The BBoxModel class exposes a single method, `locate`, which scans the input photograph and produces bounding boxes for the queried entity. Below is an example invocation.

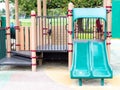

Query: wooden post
[68,2,74,70]
[103,0,107,8]
[102,0,107,40]
[25,27,29,50]
[106,0,112,60]
[5,0,11,58]
[31,11,37,72]
[15,0,20,51]
[37,0,43,66]
[43,0,47,16]
[30,26,32,50]
[37,0,42,16]
[20,26,24,50]
[43,0,47,48]
[37,0,42,47]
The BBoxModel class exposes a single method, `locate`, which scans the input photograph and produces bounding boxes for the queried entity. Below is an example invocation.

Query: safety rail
[36,16,68,51]
[11,26,32,51]
[74,18,106,40]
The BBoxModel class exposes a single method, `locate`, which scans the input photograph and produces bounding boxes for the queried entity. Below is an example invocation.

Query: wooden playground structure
[0,0,112,72]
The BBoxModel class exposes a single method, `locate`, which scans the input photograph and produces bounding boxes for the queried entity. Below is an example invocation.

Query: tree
[3,0,103,16]
[9,0,37,16]
[47,0,103,13]
[1,0,36,16]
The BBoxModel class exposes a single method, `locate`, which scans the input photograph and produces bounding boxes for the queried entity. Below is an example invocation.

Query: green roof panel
[72,8,107,21]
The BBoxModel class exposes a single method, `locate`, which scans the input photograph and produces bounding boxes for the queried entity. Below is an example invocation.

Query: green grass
[10,17,67,27]
[11,19,31,26]
[19,19,31,26]
[78,33,94,39]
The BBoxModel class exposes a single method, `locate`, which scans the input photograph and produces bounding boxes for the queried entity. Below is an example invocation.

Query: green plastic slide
[70,40,113,86]
[71,40,91,78]
[91,40,112,78]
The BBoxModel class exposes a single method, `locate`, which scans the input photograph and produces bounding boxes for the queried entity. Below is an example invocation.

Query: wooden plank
[5,0,11,57]
[15,0,20,51]
[40,17,43,49]
[52,26,67,45]
[36,19,39,49]
[68,3,74,70]
[37,0,41,16]
[30,26,32,50]
[37,0,42,50]
[43,0,46,16]
[20,26,24,50]
[106,0,112,60]
[31,10,37,72]
[25,27,29,50]
[28,27,31,50]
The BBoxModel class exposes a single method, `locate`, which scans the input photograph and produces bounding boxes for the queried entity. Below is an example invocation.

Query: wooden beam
[25,27,29,50]
[106,0,112,61]
[37,0,42,49]
[43,0,47,48]
[5,0,11,58]
[15,0,20,51]
[20,26,24,50]
[68,2,74,70]
[43,0,47,16]
[103,0,107,7]
[37,0,42,16]
[31,10,37,72]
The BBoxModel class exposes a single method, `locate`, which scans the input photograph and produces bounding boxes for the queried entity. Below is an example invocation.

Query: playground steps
[0,51,31,66]
[0,55,31,66]
[11,51,31,58]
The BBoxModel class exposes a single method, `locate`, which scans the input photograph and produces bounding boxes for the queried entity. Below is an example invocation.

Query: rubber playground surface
[0,39,120,90]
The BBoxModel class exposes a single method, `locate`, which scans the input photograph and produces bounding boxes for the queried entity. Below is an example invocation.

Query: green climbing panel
[0,16,6,59]
[112,0,120,38]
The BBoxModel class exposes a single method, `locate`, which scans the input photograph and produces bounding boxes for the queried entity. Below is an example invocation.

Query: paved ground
[0,39,120,90]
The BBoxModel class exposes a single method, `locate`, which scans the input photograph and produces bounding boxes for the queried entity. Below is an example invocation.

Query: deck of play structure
[1,0,120,86]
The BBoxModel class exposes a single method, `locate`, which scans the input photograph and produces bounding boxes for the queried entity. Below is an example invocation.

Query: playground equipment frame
[4,0,112,71]
[68,0,112,69]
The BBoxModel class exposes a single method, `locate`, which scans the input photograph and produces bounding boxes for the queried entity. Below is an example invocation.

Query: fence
[36,16,68,51]
[10,17,106,52]
[11,26,32,51]
[73,18,106,40]
[10,16,68,52]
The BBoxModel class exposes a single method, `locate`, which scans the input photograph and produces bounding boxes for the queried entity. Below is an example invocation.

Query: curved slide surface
[70,40,113,79]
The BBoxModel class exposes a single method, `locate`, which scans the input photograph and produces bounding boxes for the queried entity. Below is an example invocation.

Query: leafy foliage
[10,0,37,16]
[47,0,103,9]
[2,0,103,16]
[47,0,102,15]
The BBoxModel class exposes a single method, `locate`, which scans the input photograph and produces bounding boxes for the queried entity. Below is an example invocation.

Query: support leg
[39,58,43,66]
[79,79,82,86]
[101,78,104,86]
[39,53,43,66]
